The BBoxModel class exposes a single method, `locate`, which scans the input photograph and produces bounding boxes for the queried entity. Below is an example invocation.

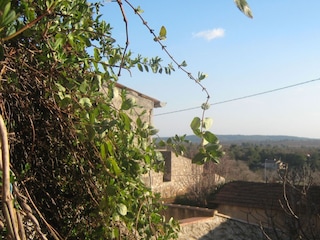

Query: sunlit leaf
[79,97,92,107]
[94,47,100,61]
[79,80,88,93]
[234,0,253,18]
[202,117,213,130]
[109,156,121,176]
[117,203,127,216]
[135,6,144,14]
[198,72,208,81]
[100,142,107,160]
[158,26,167,40]
[180,60,187,67]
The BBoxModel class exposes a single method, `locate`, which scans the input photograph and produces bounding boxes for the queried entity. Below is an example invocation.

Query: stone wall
[163,204,214,221]
[108,84,225,201]
[178,213,266,240]
[142,151,224,199]
[111,83,158,126]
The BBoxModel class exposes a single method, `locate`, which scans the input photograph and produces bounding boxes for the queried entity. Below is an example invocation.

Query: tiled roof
[208,181,320,212]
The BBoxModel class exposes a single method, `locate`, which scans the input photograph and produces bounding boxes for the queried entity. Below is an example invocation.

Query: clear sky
[101,1,320,139]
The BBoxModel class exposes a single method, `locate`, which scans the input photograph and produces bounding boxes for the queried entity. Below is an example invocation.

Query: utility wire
[154,77,320,116]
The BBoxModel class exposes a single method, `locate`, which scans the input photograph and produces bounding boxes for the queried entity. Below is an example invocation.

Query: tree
[0,0,252,239]
[261,160,320,240]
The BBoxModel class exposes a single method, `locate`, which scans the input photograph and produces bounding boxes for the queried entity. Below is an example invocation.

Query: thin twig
[282,169,299,219]
[21,184,63,240]
[116,0,130,77]
[122,0,211,136]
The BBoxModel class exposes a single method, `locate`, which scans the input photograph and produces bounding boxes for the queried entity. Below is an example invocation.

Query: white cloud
[193,28,225,41]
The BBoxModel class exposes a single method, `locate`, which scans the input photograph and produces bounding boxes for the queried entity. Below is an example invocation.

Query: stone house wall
[111,82,164,126]
[107,83,223,199]
[143,151,224,199]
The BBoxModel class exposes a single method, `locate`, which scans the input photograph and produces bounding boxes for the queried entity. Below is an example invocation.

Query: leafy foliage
[0,0,253,238]
[190,117,224,164]
[0,0,178,238]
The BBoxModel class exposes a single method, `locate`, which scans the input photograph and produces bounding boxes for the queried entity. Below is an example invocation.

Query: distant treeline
[226,143,320,170]
[169,141,320,171]
[157,135,320,171]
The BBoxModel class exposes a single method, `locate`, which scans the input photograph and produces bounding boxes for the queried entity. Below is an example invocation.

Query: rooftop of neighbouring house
[208,181,320,211]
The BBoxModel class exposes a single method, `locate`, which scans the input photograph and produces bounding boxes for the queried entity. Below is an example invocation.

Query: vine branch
[0,114,22,239]
[117,0,211,135]
[116,0,130,77]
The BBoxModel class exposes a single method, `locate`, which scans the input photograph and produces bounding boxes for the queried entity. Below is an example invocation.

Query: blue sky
[101,1,320,138]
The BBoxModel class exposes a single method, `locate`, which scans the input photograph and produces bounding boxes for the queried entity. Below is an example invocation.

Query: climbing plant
[0,0,252,239]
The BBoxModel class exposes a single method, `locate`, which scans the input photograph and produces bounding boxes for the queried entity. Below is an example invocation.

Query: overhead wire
[154,77,320,116]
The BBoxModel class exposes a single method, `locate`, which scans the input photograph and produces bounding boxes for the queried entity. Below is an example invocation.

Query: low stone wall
[163,204,214,221]
[178,213,266,240]
[142,151,224,199]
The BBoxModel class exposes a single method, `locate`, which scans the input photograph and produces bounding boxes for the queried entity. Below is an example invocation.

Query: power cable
[154,77,320,116]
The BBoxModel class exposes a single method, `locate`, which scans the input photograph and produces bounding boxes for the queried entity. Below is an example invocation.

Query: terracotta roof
[208,181,320,212]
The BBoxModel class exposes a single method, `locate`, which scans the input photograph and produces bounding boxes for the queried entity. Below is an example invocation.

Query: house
[111,83,224,199]
[112,82,166,125]
[208,181,320,238]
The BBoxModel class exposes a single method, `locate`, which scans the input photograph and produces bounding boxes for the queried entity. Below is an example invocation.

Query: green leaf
[94,47,100,61]
[55,83,66,92]
[203,131,218,144]
[149,128,159,136]
[111,228,120,239]
[100,142,107,160]
[158,26,167,40]
[192,152,207,164]
[144,155,151,165]
[180,60,187,67]
[137,63,143,72]
[198,72,208,81]
[108,156,121,176]
[117,203,127,216]
[190,117,201,136]
[53,37,64,50]
[121,98,133,110]
[234,0,253,18]
[206,144,222,155]
[3,2,11,17]
[79,80,88,93]
[120,112,131,131]
[135,6,144,14]
[106,140,114,156]
[79,97,92,107]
